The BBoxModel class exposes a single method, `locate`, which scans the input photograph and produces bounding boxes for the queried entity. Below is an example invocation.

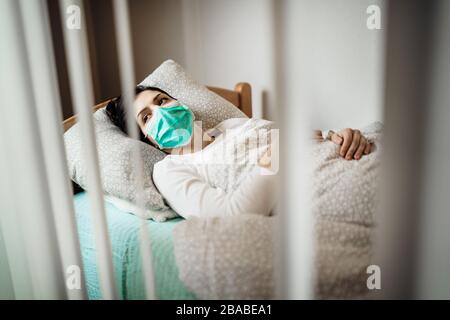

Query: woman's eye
[159,98,167,105]
[143,114,150,122]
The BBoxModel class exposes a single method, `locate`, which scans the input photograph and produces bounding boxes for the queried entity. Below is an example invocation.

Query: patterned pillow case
[64,108,176,221]
[139,59,247,130]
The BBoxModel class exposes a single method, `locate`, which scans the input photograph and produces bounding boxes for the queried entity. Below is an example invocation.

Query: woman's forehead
[134,90,160,114]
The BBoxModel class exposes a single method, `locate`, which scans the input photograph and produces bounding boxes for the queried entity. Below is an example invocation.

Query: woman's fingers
[354,136,367,160]
[331,133,343,145]
[339,129,353,156]
[345,130,361,160]
[337,128,372,160]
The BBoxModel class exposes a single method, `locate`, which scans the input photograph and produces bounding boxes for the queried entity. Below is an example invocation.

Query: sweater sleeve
[152,157,276,219]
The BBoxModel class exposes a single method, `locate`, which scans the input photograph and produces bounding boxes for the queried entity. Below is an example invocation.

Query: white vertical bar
[0,227,15,299]
[112,0,156,300]
[272,0,315,299]
[372,0,435,299]
[59,0,118,299]
[0,0,66,299]
[19,0,87,300]
[415,0,450,299]
[0,127,34,300]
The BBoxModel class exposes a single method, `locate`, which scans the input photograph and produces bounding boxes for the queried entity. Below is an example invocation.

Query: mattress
[73,191,196,299]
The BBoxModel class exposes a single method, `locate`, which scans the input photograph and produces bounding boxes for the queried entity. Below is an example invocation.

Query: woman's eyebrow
[136,105,150,120]
[136,93,162,120]
[152,93,162,105]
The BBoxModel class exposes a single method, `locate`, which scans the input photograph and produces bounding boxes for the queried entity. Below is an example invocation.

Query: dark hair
[105,85,174,143]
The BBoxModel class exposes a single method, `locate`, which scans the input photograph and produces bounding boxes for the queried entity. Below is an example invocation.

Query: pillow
[104,194,177,223]
[64,59,246,221]
[139,59,247,130]
[64,108,176,221]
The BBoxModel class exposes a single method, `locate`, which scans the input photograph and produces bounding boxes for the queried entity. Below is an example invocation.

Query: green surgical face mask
[146,105,194,149]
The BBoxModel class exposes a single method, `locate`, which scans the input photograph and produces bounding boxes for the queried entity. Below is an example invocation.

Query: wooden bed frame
[62,82,252,132]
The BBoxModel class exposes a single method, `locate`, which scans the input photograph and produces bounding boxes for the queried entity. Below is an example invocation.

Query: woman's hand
[330,128,372,160]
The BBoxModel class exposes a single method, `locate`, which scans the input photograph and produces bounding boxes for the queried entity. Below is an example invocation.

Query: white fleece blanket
[172,121,383,299]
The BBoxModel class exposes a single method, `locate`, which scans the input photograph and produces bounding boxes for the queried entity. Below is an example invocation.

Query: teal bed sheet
[73,191,196,300]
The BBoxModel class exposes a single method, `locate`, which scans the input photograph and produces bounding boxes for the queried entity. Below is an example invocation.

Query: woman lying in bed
[106,86,373,219]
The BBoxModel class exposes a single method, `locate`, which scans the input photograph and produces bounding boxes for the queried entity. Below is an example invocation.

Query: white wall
[129,0,187,82]
[286,0,386,130]
[181,0,276,120]
[181,0,385,129]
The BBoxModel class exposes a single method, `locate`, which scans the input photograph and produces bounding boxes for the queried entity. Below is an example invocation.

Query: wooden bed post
[235,82,252,118]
